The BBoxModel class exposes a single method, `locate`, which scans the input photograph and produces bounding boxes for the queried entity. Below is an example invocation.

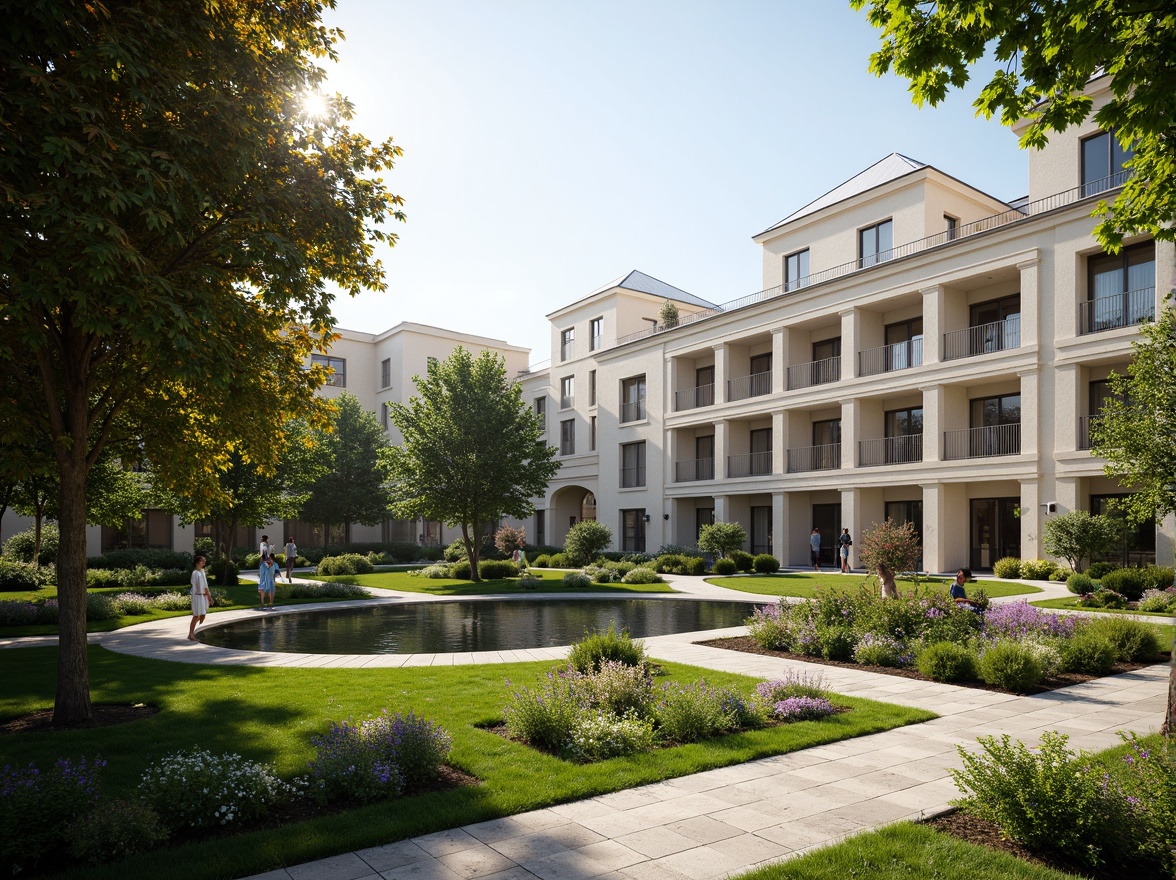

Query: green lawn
[704,572,1040,599]
[731,822,1084,880]
[0,582,372,638]
[1031,595,1176,619]
[320,568,675,595]
[0,645,934,880]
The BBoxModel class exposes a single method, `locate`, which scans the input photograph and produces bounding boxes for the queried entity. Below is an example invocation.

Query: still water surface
[199,598,759,654]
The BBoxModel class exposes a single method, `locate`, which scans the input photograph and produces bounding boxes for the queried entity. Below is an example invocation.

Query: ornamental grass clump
[651,680,746,743]
[139,749,293,830]
[566,623,646,672]
[1,756,105,875]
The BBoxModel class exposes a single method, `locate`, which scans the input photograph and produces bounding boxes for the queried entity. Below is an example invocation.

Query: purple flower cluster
[772,696,835,721]
[983,601,1080,640]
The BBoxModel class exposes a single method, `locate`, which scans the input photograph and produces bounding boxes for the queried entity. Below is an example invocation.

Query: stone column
[921,284,944,365]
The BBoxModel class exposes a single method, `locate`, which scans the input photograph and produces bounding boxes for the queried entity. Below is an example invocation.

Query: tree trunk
[33,511,42,568]
[222,515,240,584]
[1164,646,1175,738]
[462,522,481,582]
[53,452,92,725]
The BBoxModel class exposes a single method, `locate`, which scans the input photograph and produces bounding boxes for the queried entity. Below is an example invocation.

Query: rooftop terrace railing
[612,171,1129,349]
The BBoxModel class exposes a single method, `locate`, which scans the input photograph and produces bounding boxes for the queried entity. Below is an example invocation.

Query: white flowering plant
[138,749,295,831]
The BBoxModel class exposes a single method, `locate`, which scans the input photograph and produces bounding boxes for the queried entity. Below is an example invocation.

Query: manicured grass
[1031,595,1176,618]
[0,645,934,880]
[730,821,1084,880]
[705,572,1040,599]
[0,582,372,638]
[320,568,675,595]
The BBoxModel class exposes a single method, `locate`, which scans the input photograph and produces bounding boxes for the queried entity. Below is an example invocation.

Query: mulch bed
[696,636,1170,696]
[0,702,160,734]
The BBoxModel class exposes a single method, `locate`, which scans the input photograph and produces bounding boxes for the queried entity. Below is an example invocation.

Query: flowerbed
[744,588,1163,692]
[0,588,234,626]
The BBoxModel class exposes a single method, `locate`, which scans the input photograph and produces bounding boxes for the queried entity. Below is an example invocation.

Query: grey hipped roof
[760,153,929,234]
[590,269,719,309]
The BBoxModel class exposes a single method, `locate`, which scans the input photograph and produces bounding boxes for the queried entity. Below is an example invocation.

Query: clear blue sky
[321,1,1027,364]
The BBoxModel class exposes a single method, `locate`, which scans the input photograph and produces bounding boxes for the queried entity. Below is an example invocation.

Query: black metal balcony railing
[1079,287,1155,335]
[786,356,840,391]
[943,316,1021,361]
[727,370,772,402]
[1078,415,1097,451]
[675,457,716,482]
[786,443,841,473]
[727,451,772,478]
[674,384,715,411]
[944,424,1021,460]
[613,171,1131,349]
[858,434,923,467]
[620,466,645,488]
[858,338,922,377]
[620,399,646,423]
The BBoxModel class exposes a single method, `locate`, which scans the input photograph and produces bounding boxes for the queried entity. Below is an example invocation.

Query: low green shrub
[713,558,737,575]
[517,574,543,589]
[564,711,656,762]
[286,581,369,599]
[448,560,472,579]
[992,556,1022,578]
[652,554,707,575]
[410,563,452,579]
[651,680,744,743]
[1076,588,1128,609]
[85,592,117,621]
[1049,567,1073,582]
[0,599,47,626]
[1143,565,1175,591]
[1138,588,1176,612]
[1085,561,1118,580]
[2,523,59,566]
[752,554,780,574]
[1018,558,1059,580]
[530,554,551,567]
[916,641,977,682]
[87,548,193,571]
[1098,567,1148,601]
[978,640,1043,691]
[567,661,654,716]
[561,571,592,589]
[746,602,791,650]
[818,624,857,661]
[546,552,572,568]
[730,550,754,572]
[68,798,167,864]
[477,559,518,580]
[442,540,466,562]
[0,559,50,591]
[503,672,582,751]
[1066,572,1095,594]
[139,749,294,830]
[316,554,375,576]
[621,566,662,584]
[1059,629,1117,675]
[853,632,912,667]
[1084,616,1160,662]
[567,623,646,672]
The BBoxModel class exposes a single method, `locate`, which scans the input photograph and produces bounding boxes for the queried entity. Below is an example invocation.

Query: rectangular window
[589,416,597,451]
[560,376,574,409]
[945,215,958,240]
[560,419,575,456]
[534,396,546,429]
[588,370,596,407]
[621,441,646,487]
[695,365,715,407]
[813,337,841,362]
[749,427,772,475]
[884,406,922,463]
[311,354,346,387]
[858,219,893,268]
[101,508,174,552]
[560,327,575,362]
[1084,240,1156,333]
[380,401,388,430]
[784,248,809,292]
[589,317,603,351]
[380,358,391,389]
[1082,130,1133,195]
[620,375,646,423]
[1091,493,1155,567]
[884,318,923,370]
[621,509,646,553]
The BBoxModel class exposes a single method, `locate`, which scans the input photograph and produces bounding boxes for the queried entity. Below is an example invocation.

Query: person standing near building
[284,537,298,582]
[810,527,822,571]
[838,528,853,572]
[188,555,211,641]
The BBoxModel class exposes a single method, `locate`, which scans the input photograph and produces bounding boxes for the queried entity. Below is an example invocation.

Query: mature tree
[384,348,560,582]
[1091,301,1176,734]
[0,2,403,723]
[1042,510,1122,573]
[564,520,613,566]
[300,393,393,544]
[852,0,1176,251]
[697,521,748,560]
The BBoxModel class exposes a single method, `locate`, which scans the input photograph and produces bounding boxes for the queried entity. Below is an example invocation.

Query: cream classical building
[518,76,1175,572]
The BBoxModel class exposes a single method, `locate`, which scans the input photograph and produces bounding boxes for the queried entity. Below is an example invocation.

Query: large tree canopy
[851,0,1176,251]
[0,0,403,723]
[383,348,560,582]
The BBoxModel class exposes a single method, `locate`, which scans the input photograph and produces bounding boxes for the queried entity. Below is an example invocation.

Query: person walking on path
[188,555,211,640]
[810,527,822,571]
[257,553,280,609]
[283,537,298,582]
[877,561,899,599]
[838,528,853,572]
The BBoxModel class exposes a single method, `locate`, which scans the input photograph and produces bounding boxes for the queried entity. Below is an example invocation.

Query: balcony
[1079,288,1155,335]
[674,384,715,411]
[727,370,772,402]
[943,424,1021,460]
[727,451,772,478]
[786,443,841,473]
[675,457,715,482]
[1078,415,1100,451]
[620,399,646,423]
[858,434,923,467]
[786,356,840,391]
[944,316,1021,361]
[858,338,922,377]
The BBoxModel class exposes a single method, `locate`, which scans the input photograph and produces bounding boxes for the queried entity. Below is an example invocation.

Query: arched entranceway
[549,485,597,547]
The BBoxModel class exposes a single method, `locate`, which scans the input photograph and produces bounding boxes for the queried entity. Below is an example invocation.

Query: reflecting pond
[198,598,760,654]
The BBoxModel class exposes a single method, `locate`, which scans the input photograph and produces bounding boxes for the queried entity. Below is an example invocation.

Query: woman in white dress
[188,555,212,641]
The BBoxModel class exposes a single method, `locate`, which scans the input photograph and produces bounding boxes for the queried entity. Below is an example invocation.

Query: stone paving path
[1,572,1169,880]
